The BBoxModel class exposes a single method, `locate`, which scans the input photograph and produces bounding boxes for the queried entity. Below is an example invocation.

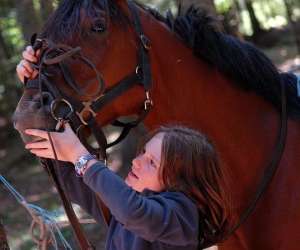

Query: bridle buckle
[144,91,153,110]
[76,101,97,126]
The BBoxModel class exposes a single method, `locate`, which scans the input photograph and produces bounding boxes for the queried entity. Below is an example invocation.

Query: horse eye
[92,21,106,33]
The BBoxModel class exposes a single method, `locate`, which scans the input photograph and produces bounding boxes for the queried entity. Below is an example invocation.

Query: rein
[224,77,288,238]
[25,1,152,249]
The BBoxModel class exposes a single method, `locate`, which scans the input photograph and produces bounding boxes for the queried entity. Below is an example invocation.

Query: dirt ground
[0,43,299,249]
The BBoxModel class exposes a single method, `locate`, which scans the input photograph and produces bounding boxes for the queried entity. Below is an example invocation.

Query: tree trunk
[282,0,300,55]
[39,0,54,21]
[244,0,263,37]
[177,0,217,16]
[245,0,262,37]
[0,26,13,60]
[15,0,41,43]
[0,220,9,250]
[222,0,243,38]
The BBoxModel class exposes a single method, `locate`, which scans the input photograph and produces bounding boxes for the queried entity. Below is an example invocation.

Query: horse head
[13,0,148,145]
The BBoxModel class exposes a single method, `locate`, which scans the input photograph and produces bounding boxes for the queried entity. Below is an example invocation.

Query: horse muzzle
[12,91,56,143]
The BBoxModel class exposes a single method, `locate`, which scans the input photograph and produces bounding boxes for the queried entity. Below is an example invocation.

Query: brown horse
[13,0,300,249]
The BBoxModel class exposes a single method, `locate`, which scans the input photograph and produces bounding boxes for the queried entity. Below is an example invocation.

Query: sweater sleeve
[54,163,105,224]
[83,162,199,246]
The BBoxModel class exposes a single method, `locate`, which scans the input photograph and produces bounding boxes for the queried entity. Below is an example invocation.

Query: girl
[19,48,233,250]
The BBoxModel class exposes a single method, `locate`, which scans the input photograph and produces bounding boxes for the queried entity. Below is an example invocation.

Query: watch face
[75,154,96,175]
[80,158,87,165]
[75,158,87,169]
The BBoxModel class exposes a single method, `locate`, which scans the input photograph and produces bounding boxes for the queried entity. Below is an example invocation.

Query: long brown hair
[140,125,233,248]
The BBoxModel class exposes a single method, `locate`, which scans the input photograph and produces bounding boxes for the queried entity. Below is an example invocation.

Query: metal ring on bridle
[140,34,151,50]
[50,98,74,121]
[135,66,142,76]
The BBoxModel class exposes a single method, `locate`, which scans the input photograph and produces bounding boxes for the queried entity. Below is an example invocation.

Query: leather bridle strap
[223,78,288,241]
[91,73,141,111]
[41,159,94,250]
[127,0,152,91]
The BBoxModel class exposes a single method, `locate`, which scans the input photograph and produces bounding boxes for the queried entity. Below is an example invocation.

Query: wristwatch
[74,153,97,176]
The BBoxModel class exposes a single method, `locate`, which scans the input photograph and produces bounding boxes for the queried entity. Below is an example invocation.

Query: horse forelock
[40,0,126,43]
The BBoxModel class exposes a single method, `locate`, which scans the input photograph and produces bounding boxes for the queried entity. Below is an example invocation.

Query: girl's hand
[16,46,40,83]
[25,123,89,164]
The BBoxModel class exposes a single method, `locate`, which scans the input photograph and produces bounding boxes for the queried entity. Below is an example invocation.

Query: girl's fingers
[16,65,31,81]
[20,59,34,73]
[31,70,39,79]
[16,62,31,75]
[30,149,53,159]
[25,129,49,139]
[25,46,40,58]
[25,140,49,150]
[16,46,40,83]
[25,46,35,55]
[22,49,37,63]
[16,60,38,83]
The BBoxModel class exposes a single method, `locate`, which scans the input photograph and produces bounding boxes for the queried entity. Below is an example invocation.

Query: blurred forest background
[0,0,299,249]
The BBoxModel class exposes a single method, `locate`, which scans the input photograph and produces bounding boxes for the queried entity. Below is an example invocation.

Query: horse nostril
[41,92,54,106]
[32,92,54,106]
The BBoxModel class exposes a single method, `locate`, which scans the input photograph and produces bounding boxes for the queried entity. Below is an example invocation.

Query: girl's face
[125,133,165,192]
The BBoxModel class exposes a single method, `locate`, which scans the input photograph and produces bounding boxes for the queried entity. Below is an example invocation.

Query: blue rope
[0,175,25,203]
[0,175,72,249]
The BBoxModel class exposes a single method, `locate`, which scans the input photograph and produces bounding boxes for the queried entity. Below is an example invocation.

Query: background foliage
[0,0,299,249]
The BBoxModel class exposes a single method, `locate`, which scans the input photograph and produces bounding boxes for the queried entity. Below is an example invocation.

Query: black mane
[40,0,125,42]
[42,0,300,119]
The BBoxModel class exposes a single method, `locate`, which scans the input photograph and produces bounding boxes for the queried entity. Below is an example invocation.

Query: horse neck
[141,11,280,209]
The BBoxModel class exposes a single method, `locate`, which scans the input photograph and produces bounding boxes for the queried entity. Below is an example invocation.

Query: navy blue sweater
[59,162,199,250]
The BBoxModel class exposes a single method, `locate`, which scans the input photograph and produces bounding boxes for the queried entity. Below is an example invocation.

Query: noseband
[24,1,152,249]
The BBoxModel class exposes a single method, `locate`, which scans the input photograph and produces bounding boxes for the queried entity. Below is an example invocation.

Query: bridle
[27,1,152,160]
[23,0,288,249]
[25,1,152,249]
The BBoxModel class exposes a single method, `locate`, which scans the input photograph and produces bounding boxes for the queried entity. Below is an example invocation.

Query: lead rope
[0,175,72,250]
